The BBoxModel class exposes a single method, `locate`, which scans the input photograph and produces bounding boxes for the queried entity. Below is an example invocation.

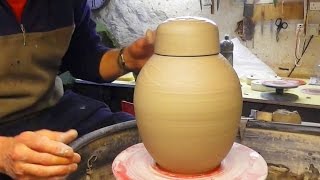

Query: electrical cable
[294,28,307,66]
[288,34,313,77]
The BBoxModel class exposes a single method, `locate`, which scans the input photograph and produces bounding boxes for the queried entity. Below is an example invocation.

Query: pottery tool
[243,2,254,18]
[273,0,277,7]
[243,17,255,41]
[261,7,265,35]
[199,0,202,11]
[243,1,255,48]
[203,0,215,14]
[282,0,285,15]
[211,0,214,14]
[112,143,268,180]
[275,18,288,42]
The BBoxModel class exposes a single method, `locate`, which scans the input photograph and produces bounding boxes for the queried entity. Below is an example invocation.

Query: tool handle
[211,0,214,14]
[281,22,288,29]
[275,18,282,26]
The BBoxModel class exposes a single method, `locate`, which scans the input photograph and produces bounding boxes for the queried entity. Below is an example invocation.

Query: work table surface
[240,79,320,109]
[75,76,320,110]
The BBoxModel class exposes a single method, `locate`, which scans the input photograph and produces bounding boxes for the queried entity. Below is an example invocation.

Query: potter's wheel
[261,80,300,102]
[112,143,268,180]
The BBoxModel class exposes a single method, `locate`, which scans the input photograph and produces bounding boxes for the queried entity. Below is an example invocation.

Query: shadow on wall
[96,22,120,48]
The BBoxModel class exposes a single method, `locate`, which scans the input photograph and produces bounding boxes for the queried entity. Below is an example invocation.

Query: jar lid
[155,17,220,57]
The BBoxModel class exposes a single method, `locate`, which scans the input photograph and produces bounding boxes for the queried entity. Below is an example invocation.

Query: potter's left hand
[122,29,155,73]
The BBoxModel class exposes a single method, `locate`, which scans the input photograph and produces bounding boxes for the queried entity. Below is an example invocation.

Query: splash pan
[112,143,268,180]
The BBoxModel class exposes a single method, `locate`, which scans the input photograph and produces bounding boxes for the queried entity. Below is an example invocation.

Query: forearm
[99,48,129,81]
[99,30,155,81]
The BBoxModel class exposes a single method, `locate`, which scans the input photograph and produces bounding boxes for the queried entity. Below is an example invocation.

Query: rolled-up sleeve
[61,0,109,82]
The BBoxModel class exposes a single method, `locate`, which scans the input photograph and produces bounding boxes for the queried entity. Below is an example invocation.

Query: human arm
[0,130,80,179]
[60,0,155,82]
[99,29,155,80]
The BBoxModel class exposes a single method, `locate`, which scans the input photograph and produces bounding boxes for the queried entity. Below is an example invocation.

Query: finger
[130,30,155,51]
[16,132,75,157]
[16,162,78,177]
[35,129,78,144]
[15,145,80,165]
[145,29,156,45]
[128,38,154,59]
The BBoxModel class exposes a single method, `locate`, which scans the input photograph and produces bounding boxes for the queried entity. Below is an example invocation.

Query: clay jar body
[134,17,242,174]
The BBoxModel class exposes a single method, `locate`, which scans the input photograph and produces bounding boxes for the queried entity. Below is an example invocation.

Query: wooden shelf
[253,2,304,22]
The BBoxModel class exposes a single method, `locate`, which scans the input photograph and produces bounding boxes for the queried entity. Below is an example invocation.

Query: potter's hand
[122,29,155,73]
[0,129,80,180]
[99,29,155,80]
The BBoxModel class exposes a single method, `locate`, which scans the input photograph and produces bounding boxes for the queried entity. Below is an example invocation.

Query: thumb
[35,129,78,144]
[145,29,156,45]
[127,29,155,57]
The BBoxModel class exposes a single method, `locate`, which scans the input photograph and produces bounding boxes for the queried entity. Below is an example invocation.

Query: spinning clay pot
[134,17,243,174]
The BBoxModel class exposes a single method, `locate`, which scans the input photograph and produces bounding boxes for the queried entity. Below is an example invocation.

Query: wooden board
[253,2,304,22]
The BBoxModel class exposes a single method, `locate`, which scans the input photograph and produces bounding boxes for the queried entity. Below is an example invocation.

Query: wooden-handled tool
[211,0,214,14]
[203,0,215,14]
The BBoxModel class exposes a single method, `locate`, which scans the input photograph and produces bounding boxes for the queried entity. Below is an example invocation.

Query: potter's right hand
[0,129,81,180]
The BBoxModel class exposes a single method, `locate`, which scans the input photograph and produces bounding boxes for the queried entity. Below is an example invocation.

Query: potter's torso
[0,0,76,122]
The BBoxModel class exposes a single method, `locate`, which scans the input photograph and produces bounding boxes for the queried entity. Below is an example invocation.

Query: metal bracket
[86,154,98,180]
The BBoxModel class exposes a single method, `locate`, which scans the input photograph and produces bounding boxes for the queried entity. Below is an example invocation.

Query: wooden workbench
[104,75,320,110]
[74,76,320,122]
